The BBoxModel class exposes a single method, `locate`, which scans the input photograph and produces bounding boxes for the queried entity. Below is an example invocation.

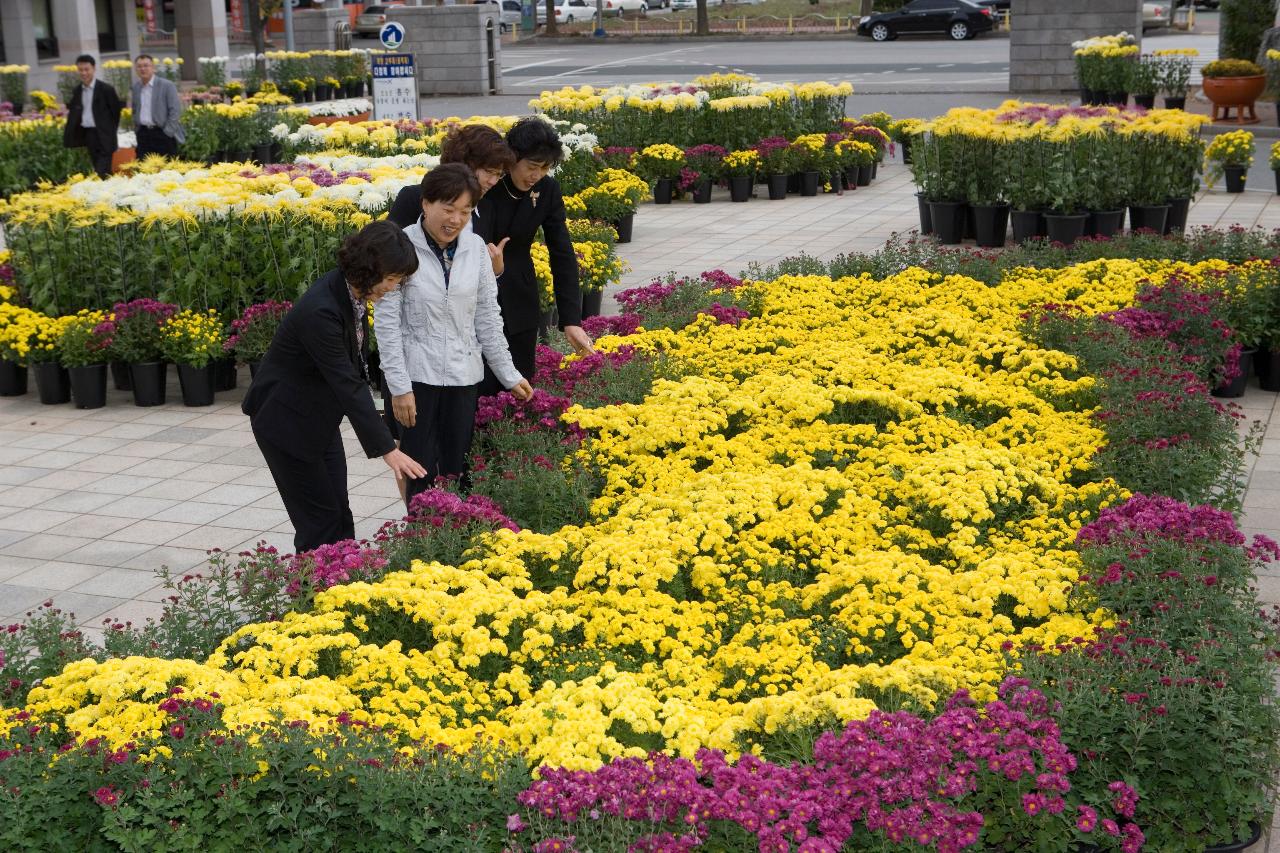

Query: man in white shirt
[131,54,185,160]
[61,54,122,178]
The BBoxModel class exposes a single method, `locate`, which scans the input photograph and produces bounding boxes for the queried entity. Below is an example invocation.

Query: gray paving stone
[10,560,110,591]
[0,508,83,533]
[71,567,166,599]
[105,520,198,546]
[149,501,236,525]
[130,546,209,575]
[0,534,96,561]
[0,584,61,619]
[58,539,155,568]
[80,474,166,496]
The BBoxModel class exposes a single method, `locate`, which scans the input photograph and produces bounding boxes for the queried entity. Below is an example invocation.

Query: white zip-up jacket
[376,219,523,397]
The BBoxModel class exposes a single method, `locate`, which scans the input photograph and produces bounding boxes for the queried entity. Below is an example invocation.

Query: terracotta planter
[306,111,371,126]
[1202,75,1265,124]
[111,146,136,173]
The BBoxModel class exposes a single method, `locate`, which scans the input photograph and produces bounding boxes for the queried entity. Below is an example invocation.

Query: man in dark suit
[242,221,426,552]
[61,54,123,178]
[130,54,185,160]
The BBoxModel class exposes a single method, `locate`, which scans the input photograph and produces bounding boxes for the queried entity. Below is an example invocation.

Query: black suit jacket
[62,81,123,153]
[477,176,582,334]
[242,271,395,461]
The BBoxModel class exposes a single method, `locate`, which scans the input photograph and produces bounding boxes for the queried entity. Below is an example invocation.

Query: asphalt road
[501,39,1012,93]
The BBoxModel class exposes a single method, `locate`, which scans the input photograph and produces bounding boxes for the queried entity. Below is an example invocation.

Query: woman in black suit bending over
[242,221,427,553]
[478,117,593,389]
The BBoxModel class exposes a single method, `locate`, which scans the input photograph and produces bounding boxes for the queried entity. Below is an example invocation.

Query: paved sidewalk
[2,160,1279,643]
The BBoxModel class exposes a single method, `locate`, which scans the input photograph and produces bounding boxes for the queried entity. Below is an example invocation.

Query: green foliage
[0,118,91,198]
[748,227,1280,287]
[1219,0,1277,61]
[7,208,354,317]
[0,701,531,852]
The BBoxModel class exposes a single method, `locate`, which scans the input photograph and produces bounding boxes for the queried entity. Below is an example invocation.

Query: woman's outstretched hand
[509,379,533,401]
[383,448,427,480]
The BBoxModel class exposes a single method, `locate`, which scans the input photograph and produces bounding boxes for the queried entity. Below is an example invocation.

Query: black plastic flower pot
[1044,212,1087,246]
[1212,349,1255,399]
[786,173,801,194]
[855,165,872,187]
[214,356,238,391]
[32,361,70,404]
[928,201,967,245]
[1010,209,1045,243]
[128,361,168,407]
[1163,95,1186,110]
[971,203,1010,248]
[1204,820,1263,853]
[110,360,132,391]
[1256,346,1280,391]
[692,180,712,204]
[1275,170,1280,194]
[177,363,216,407]
[68,363,108,410]
[729,175,752,202]
[870,162,878,180]
[1132,93,1156,109]
[1088,209,1125,238]
[611,213,634,243]
[1128,204,1169,233]
[915,193,933,235]
[0,359,27,396]
[253,142,273,165]
[1223,165,1247,193]
[580,290,603,319]
[841,169,856,191]
[1107,91,1128,107]
[767,174,788,200]
[652,177,673,204]
[800,171,820,196]
[901,139,912,164]
[1164,197,1190,233]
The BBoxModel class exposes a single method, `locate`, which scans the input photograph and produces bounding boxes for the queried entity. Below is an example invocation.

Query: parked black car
[856,0,996,41]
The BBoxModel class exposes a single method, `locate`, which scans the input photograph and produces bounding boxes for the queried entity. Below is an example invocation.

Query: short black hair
[441,124,515,174]
[505,117,564,167]
[75,55,96,67]
[337,220,419,297]
[135,54,155,64]
[420,163,481,207]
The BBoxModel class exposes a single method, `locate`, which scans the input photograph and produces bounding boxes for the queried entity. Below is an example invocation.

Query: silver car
[354,4,401,37]
[475,0,523,31]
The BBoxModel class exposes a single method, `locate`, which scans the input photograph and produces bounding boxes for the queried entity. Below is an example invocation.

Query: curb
[521,29,1010,43]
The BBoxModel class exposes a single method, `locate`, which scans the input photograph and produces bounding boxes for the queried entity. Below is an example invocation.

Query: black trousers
[84,134,113,178]
[254,426,354,553]
[136,125,178,160]
[479,326,539,396]
[398,382,479,504]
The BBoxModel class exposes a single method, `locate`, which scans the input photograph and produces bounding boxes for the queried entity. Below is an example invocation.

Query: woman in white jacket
[375,163,533,504]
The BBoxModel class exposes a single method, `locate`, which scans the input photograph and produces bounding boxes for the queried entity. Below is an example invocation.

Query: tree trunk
[246,0,267,78]
[696,0,709,35]
[545,0,559,34]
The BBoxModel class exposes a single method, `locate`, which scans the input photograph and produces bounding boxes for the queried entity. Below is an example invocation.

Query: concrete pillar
[292,8,351,52]
[1009,0,1143,94]
[111,0,142,59]
[0,1,38,68]
[175,0,230,81]
[389,5,502,97]
[50,0,100,61]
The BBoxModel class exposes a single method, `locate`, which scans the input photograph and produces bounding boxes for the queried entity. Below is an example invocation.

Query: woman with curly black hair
[243,220,427,552]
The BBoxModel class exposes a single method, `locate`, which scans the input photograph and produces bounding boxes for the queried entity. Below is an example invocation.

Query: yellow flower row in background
[16,257,1248,771]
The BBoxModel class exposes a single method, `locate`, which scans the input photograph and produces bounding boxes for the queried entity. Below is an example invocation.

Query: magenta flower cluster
[580,313,643,338]
[1078,493,1280,562]
[994,103,1144,125]
[238,162,372,187]
[224,299,291,354]
[515,678,1142,853]
[397,488,520,533]
[288,539,388,595]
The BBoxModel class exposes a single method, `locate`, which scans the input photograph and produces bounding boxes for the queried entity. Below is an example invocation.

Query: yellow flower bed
[20,257,1245,771]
